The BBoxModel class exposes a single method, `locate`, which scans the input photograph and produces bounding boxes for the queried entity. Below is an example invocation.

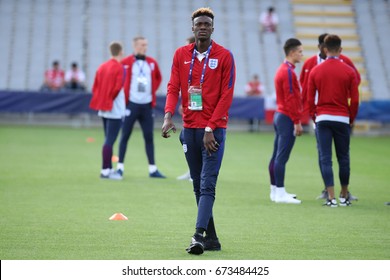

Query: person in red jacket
[162,7,236,255]
[268,38,303,204]
[308,34,359,207]
[245,74,265,132]
[300,34,360,123]
[300,33,360,107]
[300,33,360,201]
[90,42,128,180]
[40,60,65,92]
[116,36,165,179]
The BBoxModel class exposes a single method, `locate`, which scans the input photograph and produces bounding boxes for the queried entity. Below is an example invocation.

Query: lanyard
[187,42,212,89]
[136,60,146,77]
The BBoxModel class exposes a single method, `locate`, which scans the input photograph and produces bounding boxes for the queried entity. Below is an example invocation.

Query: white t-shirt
[129,60,152,104]
[98,89,126,119]
[259,12,279,32]
[65,69,86,82]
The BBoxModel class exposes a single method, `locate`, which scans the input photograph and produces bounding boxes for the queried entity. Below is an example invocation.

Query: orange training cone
[112,155,119,162]
[109,213,128,221]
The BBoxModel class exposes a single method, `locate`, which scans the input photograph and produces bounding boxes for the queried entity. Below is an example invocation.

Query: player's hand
[203,132,219,156]
[161,117,176,138]
[294,123,303,137]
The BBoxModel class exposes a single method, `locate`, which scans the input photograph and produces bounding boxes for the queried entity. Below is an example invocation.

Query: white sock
[101,168,111,176]
[275,187,286,197]
[270,185,277,201]
[149,165,157,173]
[117,163,124,171]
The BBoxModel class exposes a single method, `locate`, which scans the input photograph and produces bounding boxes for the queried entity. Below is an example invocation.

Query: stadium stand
[355,0,390,100]
[0,0,282,96]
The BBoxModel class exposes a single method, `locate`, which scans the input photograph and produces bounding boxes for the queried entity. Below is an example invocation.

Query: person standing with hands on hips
[116,36,165,179]
[162,7,236,255]
[268,38,303,204]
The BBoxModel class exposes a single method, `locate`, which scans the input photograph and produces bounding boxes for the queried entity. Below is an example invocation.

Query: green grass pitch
[0,125,389,260]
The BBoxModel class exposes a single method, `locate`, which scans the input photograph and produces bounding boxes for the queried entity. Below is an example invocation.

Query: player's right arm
[162,49,181,138]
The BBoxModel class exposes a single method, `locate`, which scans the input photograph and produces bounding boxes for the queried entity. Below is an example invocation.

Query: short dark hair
[192,7,214,22]
[71,62,78,68]
[109,41,123,56]
[324,34,342,52]
[283,38,302,56]
[318,33,329,45]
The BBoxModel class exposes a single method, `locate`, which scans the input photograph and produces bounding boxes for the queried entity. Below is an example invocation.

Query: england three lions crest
[208,59,218,69]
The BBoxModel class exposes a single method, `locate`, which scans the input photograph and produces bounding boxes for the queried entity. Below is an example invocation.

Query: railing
[0,91,265,119]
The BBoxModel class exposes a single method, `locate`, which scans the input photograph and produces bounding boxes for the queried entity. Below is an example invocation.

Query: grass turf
[0,125,389,260]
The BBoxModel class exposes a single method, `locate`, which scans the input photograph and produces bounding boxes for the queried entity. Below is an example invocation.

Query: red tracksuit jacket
[300,53,361,119]
[90,59,129,111]
[121,55,162,108]
[307,57,359,124]
[165,41,236,130]
[274,61,302,124]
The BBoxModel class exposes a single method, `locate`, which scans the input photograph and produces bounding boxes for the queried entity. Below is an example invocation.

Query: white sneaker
[270,185,297,202]
[100,171,123,180]
[177,171,191,181]
[274,187,301,204]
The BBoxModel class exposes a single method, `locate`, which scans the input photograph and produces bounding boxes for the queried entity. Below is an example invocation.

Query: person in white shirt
[65,62,86,91]
[259,6,279,33]
[116,36,166,179]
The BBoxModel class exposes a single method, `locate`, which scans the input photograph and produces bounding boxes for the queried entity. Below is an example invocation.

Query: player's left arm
[342,55,361,86]
[112,66,124,99]
[307,71,317,122]
[207,51,236,130]
[349,72,360,125]
[284,70,302,125]
[153,58,163,90]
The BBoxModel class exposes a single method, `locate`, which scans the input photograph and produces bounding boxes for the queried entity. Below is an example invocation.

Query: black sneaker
[339,197,352,206]
[149,170,166,178]
[116,169,123,177]
[186,233,204,255]
[323,198,338,207]
[204,236,221,251]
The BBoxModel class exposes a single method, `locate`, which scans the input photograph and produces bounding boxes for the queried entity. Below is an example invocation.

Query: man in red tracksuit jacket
[308,34,359,207]
[162,7,236,255]
[268,38,304,205]
[90,42,129,180]
[116,36,165,179]
[300,33,360,201]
